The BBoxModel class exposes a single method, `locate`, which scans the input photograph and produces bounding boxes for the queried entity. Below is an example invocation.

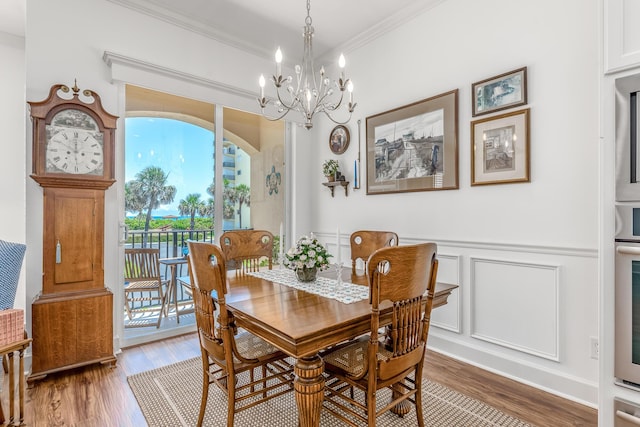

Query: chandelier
[257,0,356,130]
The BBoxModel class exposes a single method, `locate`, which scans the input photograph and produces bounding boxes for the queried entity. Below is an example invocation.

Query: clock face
[45,109,104,175]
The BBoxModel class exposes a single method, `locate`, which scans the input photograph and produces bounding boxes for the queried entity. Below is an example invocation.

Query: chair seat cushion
[235,330,283,360]
[125,279,168,291]
[323,336,392,378]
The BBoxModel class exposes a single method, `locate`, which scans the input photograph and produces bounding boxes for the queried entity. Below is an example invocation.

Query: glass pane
[122,85,286,342]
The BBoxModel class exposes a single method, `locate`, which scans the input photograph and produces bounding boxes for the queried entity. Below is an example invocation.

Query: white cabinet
[605,0,640,73]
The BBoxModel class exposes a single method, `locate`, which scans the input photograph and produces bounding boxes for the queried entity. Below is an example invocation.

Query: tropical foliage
[125,166,177,231]
[228,183,251,228]
[178,193,206,230]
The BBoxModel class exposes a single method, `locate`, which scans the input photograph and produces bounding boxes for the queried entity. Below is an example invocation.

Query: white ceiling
[1,0,445,62]
[109,0,445,63]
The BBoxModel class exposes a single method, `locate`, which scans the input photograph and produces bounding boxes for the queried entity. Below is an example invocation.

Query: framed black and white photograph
[472,67,527,117]
[471,108,530,186]
[366,90,458,195]
[329,125,350,155]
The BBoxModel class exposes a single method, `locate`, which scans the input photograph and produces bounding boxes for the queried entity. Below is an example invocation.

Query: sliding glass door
[121,85,285,346]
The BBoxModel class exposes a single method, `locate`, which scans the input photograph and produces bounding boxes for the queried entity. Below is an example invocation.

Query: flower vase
[296,267,318,282]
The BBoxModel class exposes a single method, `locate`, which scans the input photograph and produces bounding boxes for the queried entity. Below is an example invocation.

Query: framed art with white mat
[471,108,530,186]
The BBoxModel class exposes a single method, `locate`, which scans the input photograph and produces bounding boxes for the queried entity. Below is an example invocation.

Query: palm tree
[201,197,214,222]
[124,181,145,218]
[227,184,251,229]
[131,166,177,232]
[178,193,205,230]
[207,179,235,222]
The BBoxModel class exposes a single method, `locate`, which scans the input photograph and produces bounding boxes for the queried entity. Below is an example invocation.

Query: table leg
[390,387,412,416]
[294,355,324,427]
[8,351,14,426]
[384,325,412,417]
[169,265,180,323]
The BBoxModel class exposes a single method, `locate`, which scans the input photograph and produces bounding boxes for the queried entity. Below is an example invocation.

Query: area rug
[128,357,534,427]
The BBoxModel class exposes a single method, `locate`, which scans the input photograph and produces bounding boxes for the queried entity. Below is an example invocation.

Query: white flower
[285,233,333,272]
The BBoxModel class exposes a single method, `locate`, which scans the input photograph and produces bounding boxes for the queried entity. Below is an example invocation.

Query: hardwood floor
[18,332,596,426]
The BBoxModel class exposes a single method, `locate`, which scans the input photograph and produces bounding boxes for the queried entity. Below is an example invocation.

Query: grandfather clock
[28,82,117,381]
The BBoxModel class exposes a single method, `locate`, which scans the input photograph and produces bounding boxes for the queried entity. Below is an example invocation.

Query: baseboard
[428,333,598,408]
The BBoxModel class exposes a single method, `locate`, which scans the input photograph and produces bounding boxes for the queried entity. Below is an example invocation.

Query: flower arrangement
[284,233,332,272]
[322,159,340,178]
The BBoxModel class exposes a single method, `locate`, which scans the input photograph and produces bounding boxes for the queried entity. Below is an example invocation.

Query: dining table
[222,265,458,427]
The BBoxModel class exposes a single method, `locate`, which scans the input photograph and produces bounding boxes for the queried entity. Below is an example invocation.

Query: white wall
[0,31,26,311]
[23,0,599,406]
[309,0,599,405]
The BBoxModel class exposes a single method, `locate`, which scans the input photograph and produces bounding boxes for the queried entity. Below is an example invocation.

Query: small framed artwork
[329,125,350,155]
[471,108,530,186]
[472,67,527,117]
[366,89,459,195]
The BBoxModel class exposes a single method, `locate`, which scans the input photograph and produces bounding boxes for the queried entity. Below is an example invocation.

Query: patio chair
[219,230,274,275]
[123,248,168,328]
[350,230,399,274]
[322,243,438,427]
[186,241,293,427]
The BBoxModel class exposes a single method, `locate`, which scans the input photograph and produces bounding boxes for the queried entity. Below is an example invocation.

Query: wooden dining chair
[186,241,293,427]
[322,242,438,427]
[123,248,169,328]
[219,230,274,275]
[350,230,399,274]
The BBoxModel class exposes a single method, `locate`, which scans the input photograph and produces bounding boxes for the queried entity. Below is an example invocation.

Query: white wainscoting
[470,257,560,361]
[318,231,598,405]
[431,253,461,334]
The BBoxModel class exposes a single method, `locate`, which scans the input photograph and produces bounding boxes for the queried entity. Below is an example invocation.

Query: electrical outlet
[590,336,599,360]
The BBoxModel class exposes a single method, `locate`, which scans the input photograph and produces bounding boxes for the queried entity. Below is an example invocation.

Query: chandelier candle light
[257,0,356,129]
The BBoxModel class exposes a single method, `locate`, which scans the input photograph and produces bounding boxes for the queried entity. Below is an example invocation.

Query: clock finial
[71,79,80,95]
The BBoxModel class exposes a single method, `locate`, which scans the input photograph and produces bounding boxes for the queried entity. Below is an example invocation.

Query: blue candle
[354,160,358,187]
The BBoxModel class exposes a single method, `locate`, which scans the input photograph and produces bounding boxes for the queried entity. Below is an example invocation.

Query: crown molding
[106,0,273,60]
[322,0,446,62]
[107,0,447,65]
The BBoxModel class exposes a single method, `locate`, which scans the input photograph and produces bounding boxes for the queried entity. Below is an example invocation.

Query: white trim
[314,231,597,258]
[103,51,256,100]
[469,257,561,362]
[431,253,462,334]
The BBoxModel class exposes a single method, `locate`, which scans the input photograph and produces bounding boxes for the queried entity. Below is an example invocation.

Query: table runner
[247,269,369,304]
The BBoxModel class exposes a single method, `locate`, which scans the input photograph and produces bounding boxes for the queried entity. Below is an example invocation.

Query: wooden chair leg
[197,356,210,427]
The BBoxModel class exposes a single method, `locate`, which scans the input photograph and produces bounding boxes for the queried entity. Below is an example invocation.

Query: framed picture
[472,67,527,117]
[471,108,530,186]
[329,125,350,154]
[366,90,458,195]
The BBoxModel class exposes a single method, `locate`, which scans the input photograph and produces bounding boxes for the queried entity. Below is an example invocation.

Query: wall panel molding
[470,257,560,361]
[431,253,462,333]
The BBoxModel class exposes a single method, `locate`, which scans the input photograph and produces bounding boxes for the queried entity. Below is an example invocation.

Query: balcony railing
[125,228,215,258]
[124,228,215,322]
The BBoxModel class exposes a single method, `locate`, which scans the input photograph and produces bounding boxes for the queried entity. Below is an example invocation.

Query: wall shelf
[322,181,349,197]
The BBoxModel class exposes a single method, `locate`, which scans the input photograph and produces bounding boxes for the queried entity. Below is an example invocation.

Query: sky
[125,117,214,217]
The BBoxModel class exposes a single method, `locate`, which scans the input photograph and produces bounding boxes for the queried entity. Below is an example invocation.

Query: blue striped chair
[0,240,26,310]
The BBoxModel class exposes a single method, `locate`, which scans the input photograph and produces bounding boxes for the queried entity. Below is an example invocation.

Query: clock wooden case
[28,83,117,382]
